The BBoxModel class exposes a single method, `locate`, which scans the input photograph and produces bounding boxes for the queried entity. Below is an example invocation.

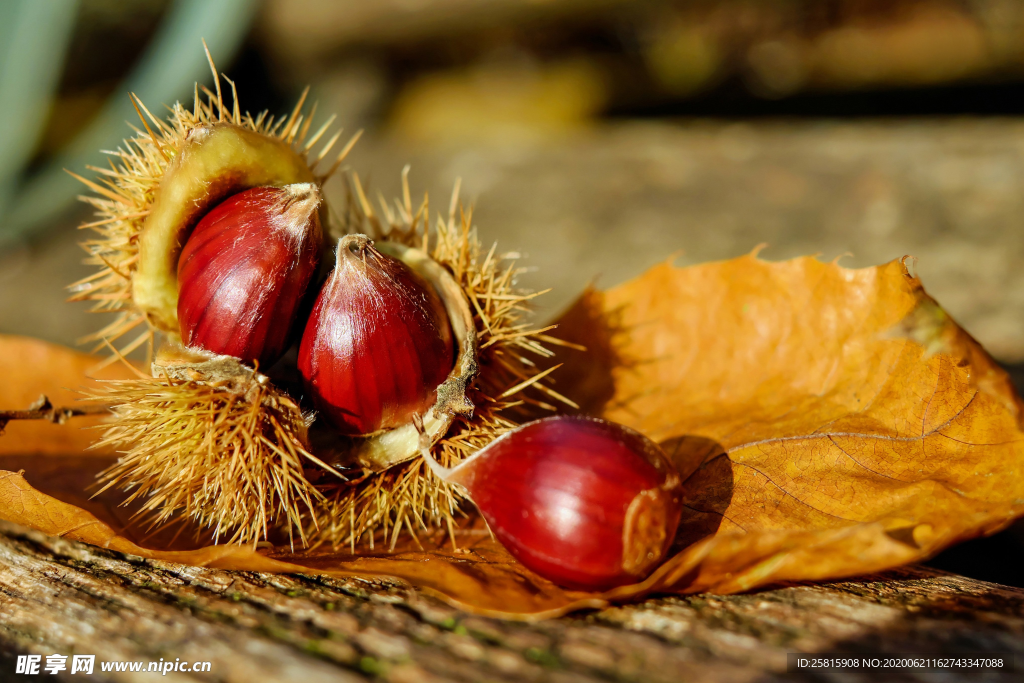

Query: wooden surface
[0,519,1021,682]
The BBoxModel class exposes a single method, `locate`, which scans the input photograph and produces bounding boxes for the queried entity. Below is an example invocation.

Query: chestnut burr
[421,416,683,591]
[298,234,456,436]
[176,184,322,367]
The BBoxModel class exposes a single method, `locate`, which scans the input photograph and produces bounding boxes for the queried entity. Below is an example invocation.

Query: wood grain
[1,520,1021,682]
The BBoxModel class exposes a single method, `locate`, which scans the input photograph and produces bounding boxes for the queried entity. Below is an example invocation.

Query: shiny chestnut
[421,416,683,591]
[177,183,322,367]
[298,234,455,435]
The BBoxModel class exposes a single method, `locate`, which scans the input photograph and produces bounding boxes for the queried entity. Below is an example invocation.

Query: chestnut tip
[338,233,373,253]
[277,181,321,211]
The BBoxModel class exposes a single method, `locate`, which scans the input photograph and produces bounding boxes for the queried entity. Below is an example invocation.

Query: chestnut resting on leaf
[420,416,684,591]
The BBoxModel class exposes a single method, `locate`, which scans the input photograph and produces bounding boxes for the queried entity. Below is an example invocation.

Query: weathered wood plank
[1,520,1021,682]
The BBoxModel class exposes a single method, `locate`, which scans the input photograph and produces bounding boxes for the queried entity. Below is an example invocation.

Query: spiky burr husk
[89,363,325,547]
[311,172,580,551]
[71,48,577,550]
[70,49,356,545]
[68,47,357,361]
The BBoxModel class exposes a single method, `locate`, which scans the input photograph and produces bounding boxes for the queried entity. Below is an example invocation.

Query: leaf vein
[733,461,859,524]
[728,391,978,453]
[827,435,902,482]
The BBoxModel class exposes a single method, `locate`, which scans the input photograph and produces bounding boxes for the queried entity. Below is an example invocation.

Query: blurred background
[0,0,1022,583]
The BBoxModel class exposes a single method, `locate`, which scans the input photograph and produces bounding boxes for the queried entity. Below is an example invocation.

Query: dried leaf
[2,253,1023,619]
[551,254,1024,595]
[0,335,138,456]
[0,463,597,618]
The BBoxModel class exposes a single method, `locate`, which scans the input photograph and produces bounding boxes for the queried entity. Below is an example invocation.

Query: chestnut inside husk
[304,235,480,472]
[177,184,323,368]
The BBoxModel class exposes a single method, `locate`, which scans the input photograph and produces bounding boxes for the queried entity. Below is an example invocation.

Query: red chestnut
[421,416,683,591]
[298,234,455,435]
[177,183,322,367]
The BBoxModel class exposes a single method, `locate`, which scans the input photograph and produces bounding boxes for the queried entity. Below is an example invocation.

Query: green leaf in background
[0,0,79,237]
[0,0,259,251]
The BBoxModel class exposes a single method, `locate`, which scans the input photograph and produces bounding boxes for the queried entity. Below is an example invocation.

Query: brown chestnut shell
[301,235,479,472]
[298,235,455,435]
[421,415,683,591]
[177,184,322,368]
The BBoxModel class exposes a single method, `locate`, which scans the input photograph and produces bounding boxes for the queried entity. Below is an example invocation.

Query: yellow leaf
[551,255,1024,594]
[0,335,139,456]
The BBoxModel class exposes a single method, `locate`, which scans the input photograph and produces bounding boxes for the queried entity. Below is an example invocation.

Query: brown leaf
[0,335,139,456]
[552,254,1024,595]
[0,461,599,618]
[1,253,1023,619]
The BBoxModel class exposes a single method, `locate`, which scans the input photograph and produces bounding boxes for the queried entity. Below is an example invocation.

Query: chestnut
[299,234,456,436]
[176,184,323,367]
[134,123,323,334]
[420,415,683,591]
